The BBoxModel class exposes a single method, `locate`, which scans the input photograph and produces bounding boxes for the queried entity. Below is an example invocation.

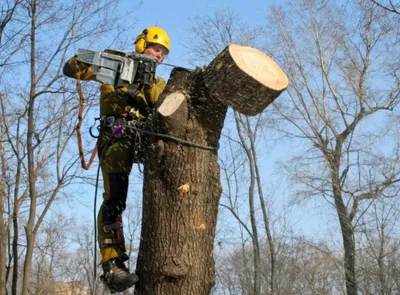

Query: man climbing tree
[64,24,288,293]
[63,26,171,293]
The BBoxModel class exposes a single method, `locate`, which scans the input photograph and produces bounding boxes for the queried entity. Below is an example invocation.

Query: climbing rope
[75,72,97,170]
[121,123,219,151]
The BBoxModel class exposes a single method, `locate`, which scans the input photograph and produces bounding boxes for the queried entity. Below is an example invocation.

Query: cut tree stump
[136,68,227,295]
[135,44,288,295]
[203,44,288,116]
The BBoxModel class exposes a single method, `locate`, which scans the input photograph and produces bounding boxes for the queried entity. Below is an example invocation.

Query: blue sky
[121,0,278,78]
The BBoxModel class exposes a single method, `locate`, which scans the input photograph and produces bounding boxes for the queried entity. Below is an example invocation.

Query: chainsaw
[75,48,157,89]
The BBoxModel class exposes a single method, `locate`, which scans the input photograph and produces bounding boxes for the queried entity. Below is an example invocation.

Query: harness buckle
[100,116,116,128]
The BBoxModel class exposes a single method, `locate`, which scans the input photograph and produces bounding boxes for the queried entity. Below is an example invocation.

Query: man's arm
[63,56,96,81]
[143,77,166,104]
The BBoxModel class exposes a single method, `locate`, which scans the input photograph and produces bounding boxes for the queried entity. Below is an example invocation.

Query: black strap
[99,238,125,248]
[103,222,123,233]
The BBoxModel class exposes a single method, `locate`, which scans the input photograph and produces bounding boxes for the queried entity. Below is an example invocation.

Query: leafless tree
[72,223,107,295]
[356,200,400,294]
[267,1,400,294]
[0,0,27,71]
[187,9,261,65]
[213,235,347,295]
[369,0,400,14]
[124,192,143,273]
[30,214,75,294]
[0,0,137,294]
[0,1,27,293]
[0,93,10,295]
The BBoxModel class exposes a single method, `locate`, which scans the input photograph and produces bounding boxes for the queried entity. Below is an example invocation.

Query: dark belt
[99,238,125,248]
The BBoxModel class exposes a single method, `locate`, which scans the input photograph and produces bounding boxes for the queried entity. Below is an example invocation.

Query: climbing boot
[100,258,139,293]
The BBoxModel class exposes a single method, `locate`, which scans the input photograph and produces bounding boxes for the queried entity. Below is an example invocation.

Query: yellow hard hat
[135,26,170,54]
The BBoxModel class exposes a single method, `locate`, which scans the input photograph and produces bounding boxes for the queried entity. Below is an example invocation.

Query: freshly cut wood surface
[158,92,186,117]
[229,45,288,90]
[203,44,288,116]
[156,91,188,138]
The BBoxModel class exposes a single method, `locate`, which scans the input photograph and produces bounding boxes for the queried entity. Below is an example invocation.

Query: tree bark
[136,68,227,295]
[136,44,287,295]
[0,111,7,295]
[203,44,288,116]
[23,1,37,294]
[233,112,261,295]
[330,155,357,295]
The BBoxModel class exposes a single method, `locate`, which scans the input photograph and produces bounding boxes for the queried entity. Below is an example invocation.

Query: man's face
[143,43,168,63]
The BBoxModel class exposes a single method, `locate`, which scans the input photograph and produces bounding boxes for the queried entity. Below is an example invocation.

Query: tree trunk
[135,68,227,295]
[330,157,357,295]
[136,44,287,295]
[23,1,37,294]
[0,122,6,295]
[11,201,18,295]
[233,112,261,295]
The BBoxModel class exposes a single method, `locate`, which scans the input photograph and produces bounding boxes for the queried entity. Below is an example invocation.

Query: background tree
[0,0,137,293]
[369,0,400,14]
[0,94,10,295]
[266,1,400,294]
[0,1,26,293]
[356,200,400,294]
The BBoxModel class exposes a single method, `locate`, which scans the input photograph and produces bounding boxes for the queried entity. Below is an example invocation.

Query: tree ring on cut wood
[230,45,288,90]
[203,44,289,116]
